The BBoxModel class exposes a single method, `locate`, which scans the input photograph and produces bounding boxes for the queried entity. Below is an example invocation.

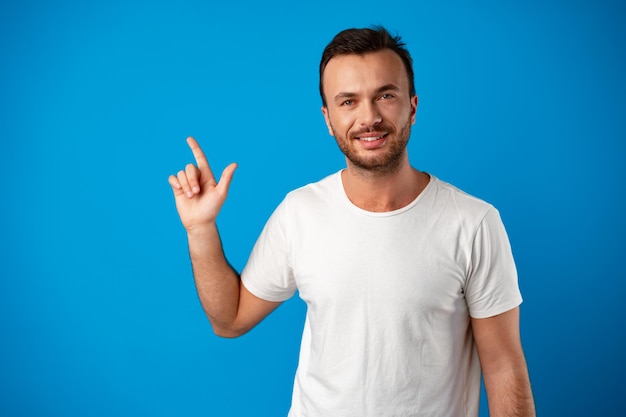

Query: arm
[471,307,536,417]
[168,137,281,338]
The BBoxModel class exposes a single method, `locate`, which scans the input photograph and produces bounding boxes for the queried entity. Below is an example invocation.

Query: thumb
[216,162,238,194]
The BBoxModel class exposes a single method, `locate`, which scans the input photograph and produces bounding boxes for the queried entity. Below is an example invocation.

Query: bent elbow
[210,321,249,338]
[213,327,244,338]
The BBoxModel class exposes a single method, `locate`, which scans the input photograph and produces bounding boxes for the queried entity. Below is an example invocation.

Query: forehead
[322,49,409,97]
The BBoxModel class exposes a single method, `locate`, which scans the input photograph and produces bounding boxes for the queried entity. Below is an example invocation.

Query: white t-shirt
[241,171,522,417]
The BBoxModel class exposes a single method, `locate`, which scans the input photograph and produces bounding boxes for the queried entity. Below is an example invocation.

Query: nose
[358,101,382,127]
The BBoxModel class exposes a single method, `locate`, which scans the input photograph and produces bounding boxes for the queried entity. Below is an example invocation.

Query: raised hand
[168,137,237,232]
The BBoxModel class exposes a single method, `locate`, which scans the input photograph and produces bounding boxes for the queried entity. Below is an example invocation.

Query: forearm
[484,366,536,417]
[187,224,242,336]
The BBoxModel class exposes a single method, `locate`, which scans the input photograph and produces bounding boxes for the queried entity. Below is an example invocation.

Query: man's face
[321,49,418,174]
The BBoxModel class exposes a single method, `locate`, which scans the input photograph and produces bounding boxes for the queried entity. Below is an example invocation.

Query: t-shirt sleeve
[240,199,297,302]
[465,207,523,319]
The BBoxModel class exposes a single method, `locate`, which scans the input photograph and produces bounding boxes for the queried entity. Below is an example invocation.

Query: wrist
[185,222,217,239]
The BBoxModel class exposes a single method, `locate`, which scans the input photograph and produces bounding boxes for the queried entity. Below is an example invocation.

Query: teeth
[360,136,383,141]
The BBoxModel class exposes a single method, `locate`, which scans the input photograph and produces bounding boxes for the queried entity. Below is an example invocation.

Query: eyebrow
[332,84,402,103]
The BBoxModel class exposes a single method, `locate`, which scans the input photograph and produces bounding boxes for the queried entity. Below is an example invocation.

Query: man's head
[319,26,415,107]
[319,26,418,175]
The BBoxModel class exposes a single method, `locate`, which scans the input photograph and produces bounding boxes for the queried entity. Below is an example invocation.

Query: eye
[380,93,395,100]
[341,99,354,106]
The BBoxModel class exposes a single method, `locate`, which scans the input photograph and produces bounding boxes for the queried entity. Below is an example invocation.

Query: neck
[341,157,429,212]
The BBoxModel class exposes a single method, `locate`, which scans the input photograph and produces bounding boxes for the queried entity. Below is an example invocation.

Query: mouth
[353,132,389,149]
[355,132,389,141]
[358,134,387,142]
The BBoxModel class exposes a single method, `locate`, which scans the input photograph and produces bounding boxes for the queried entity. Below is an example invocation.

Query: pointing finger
[186,136,214,180]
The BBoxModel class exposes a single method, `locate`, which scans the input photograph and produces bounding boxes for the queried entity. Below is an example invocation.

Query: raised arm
[471,307,536,417]
[168,137,281,337]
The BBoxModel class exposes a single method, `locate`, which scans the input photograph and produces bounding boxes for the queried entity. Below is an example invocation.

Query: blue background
[1,0,624,415]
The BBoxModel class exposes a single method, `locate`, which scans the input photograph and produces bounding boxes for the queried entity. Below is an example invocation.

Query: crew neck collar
[335,170,434,217]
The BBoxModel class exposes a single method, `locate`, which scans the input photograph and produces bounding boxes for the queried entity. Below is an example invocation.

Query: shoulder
[283,170,342,207]
[430,176,494,211]
[426,176,498,224]
[265,171,342,227]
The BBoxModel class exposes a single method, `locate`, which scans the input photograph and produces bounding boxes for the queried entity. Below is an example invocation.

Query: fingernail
[192,186,200,193]
[186,191,193,198]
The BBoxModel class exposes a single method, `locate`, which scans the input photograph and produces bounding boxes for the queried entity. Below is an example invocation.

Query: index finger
[186,136,214,179]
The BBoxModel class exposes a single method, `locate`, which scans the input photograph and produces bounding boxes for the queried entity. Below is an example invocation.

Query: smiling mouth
[356,133,388,141]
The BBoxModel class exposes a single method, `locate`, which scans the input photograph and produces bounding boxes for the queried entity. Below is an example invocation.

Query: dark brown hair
[319,26,416,106]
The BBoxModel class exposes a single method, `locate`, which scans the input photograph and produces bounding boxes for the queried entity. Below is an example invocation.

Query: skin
[320,49,429,211]
[167,137,279,337]
[472,308,536,416]
[169,48,535,416]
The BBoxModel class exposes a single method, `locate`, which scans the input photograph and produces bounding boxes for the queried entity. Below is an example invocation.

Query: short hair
[319,26,416,106]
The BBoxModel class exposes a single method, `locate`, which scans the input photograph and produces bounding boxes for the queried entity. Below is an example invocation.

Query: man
[168,27,535,417]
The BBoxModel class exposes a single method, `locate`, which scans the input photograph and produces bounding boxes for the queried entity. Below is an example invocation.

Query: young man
[169,27,535,417]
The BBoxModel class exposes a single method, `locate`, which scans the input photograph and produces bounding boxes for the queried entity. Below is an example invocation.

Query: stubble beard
[334,116,413,176]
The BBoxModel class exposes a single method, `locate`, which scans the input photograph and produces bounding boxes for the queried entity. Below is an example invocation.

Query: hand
[168,137,237,232]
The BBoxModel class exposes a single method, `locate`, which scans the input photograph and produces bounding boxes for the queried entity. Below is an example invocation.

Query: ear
[321,106,335,136]
[410,95,418,125]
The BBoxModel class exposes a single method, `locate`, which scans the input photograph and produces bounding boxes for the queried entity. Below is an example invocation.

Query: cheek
[384,106,412,127]
[329,113,355,137]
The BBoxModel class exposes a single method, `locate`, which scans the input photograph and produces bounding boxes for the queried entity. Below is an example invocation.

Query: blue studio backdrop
[1,0,624,416]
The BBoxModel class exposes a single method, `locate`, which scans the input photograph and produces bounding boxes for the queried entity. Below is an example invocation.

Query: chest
[290,211,471,318]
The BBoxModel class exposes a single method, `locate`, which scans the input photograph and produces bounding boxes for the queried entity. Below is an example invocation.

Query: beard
[332,116,413,175]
